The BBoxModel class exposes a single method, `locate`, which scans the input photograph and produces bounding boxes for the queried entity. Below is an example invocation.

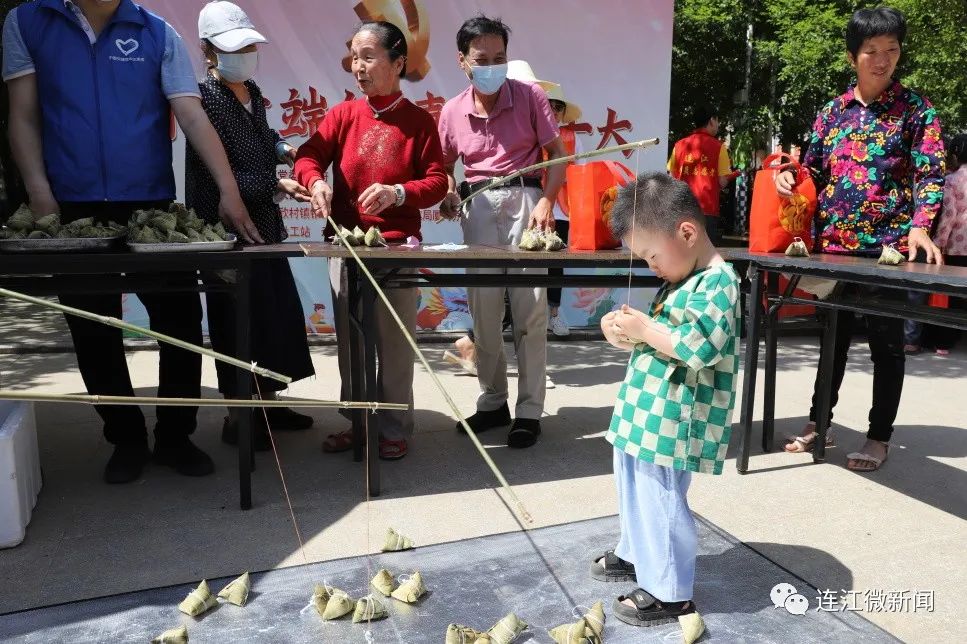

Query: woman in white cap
[186,1,315,450]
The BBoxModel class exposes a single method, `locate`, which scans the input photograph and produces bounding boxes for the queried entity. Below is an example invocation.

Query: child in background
[594,172,741,626]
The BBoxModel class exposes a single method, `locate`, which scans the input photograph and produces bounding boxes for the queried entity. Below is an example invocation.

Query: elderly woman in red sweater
[294,20,447,460]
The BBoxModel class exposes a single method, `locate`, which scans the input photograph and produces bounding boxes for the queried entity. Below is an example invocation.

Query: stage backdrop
[129,0,673,335]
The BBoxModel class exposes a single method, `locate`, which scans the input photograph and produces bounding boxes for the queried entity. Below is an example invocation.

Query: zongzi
[7,204,35,232]
[26,230,51,240]
[364,226,386,247]
[543,229,565,251]
[679,611,706,644]
[217,572,250,607]
[34,213,61,234]
[311,584,331,616]
[878,245,905,265]
[548,617,588,644]
[446,623,492,644]
[390,571,426,603]
[784,237,809,257]
[371,569,397,596]
[488,612,528,644]
[151,625,189,644]
[178,580,218,617]
[582,601,605,641]
[381,527,414,552]
[321,587,354,620]
[518,228,544,251]
[352,226,367,245]
[351,594,388,623]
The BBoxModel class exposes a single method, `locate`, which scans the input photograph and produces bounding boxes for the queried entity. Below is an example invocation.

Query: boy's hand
[602,309,639,350]
[613,305,648,345]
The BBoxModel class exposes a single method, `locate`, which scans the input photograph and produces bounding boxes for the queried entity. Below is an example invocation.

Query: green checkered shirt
[606,263,740,475]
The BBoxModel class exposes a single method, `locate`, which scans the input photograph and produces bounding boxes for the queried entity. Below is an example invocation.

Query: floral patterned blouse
[803,80,945,255]
[934,167,967,257]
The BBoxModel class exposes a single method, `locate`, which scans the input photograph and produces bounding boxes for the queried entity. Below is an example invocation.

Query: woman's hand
[310,180,333,219]
[358,183,397,216]
[908,227,943,264]
[278,178,311,202]
[775,170,796,197]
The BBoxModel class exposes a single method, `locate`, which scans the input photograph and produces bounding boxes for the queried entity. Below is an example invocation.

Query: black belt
[459,175,543,199]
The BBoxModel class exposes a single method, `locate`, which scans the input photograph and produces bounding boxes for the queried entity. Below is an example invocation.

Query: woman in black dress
[186,2,315,449]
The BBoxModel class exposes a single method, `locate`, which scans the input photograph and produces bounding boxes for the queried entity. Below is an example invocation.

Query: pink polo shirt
[438,78,560,183]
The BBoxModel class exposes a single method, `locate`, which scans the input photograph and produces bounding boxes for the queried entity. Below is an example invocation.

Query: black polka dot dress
[186,74,314,395]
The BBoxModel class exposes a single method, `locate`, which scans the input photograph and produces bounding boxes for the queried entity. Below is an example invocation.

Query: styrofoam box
[0,401,42,548]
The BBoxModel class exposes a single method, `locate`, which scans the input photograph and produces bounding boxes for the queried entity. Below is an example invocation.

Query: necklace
[368,94,405,119]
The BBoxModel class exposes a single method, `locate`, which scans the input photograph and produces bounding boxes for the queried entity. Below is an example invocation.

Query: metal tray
[0,235,124,253]
[126,234,237,253]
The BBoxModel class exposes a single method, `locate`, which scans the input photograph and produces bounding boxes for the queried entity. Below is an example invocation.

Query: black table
[300,242,675,496]
[732,251,967,473]
[0,243,306,510]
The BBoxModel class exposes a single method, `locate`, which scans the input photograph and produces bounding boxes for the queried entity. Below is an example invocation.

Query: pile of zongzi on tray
[127,203,232,244]
[0,204,124,240]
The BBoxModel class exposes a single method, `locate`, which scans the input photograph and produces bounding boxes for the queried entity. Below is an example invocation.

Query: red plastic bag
[749,153,817,252]
[567,160,634,250]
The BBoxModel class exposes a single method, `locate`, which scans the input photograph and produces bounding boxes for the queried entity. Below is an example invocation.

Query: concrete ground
[0,298,964,642]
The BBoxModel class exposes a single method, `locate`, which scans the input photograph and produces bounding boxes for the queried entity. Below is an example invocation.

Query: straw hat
[545,83,583,124]
[506,60,559,93]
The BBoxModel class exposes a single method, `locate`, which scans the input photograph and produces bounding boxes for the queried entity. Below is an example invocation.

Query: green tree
[670,0,967,167]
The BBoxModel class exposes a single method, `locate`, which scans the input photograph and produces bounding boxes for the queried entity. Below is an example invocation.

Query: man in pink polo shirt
[439,15,566,449]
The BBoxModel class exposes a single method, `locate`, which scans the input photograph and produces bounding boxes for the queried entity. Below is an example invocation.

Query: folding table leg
[234,263,253,510]
[813,309,838,464]
[361,277,381,497]
[762,271,779,452]
[737,266,764,474]
[346,262,365,463]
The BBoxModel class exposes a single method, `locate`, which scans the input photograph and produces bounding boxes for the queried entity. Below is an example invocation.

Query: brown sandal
[322,430,354,453]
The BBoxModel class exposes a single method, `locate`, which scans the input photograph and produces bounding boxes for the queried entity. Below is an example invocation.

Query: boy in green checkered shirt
[592,172,740,629]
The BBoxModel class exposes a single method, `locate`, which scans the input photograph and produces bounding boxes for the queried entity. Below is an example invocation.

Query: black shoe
[507,418,541,448]
[263,406,314,431]
[221,415,272,452]
[590,550,637,582]
[104,442,151,484]
[613,588,695,627]
[456,404,511,434]
[153,437,215,477]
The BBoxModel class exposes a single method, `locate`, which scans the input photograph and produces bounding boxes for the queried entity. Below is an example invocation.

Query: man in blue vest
[3,0,264,484]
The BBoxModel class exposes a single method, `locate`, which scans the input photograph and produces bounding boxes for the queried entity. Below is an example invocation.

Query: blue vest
[17,0,174,202]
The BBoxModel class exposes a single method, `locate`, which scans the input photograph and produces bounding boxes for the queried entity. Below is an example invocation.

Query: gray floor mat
[0,515,898,643]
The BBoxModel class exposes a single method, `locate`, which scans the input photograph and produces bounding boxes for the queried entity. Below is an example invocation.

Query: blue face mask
[469,63,508,96]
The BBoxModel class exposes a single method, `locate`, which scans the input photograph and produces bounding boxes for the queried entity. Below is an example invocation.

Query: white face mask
[216,51,258,83]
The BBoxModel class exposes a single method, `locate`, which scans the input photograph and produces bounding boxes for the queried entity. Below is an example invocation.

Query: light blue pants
[613,448,697,602]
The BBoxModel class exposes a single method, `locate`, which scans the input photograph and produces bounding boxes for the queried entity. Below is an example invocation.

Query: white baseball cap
[198,1,267,52]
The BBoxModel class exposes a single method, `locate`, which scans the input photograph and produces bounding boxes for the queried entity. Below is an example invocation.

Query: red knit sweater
[294,93,448,240]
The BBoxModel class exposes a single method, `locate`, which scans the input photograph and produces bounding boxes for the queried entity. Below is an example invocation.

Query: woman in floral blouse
[776,6,946,472]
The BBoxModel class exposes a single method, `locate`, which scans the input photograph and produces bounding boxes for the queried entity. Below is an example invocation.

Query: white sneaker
[548,314,570,337]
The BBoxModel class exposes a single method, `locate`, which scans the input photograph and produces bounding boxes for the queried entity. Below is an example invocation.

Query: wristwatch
[393,184,406,207]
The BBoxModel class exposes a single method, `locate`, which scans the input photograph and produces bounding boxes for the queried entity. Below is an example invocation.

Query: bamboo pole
[455,137,660,209]
[0,287,291,384]
[328,225,535,524]
[0,390,408,410]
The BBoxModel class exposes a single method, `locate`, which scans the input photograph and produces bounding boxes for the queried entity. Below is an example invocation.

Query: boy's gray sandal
[590,550,636,582]
[613,588,695,627]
